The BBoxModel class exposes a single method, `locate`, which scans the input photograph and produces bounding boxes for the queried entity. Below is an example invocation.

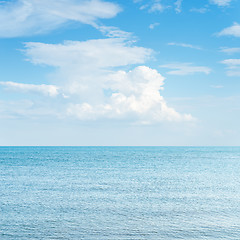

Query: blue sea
[1,147,240,239]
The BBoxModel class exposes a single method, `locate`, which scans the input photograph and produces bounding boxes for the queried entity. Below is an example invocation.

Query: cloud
[0,99,33,119]
[149,22,160,30]
[221,59,240,76]
[218,23,240,37]
[24,38,152,68]
[160,63,211,75]
[135,0,169,13]
[149,2,165,12]
[210,0,232,6]
[211,85,224,88]
[0,0,121,37]
[190,7,209,13]
[220,47,240,54]
[0,98,63,119]
[168,42,202,50]
[0,81,59,97]
[18,38,193,123]
[67,66,194,122]
[96,26,133,39]
[221,59,240,65]
[135,0,184,14]
[174,0,182,13]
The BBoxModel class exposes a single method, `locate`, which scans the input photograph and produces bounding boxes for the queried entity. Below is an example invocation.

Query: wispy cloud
[96,26,133,39]
[0,81,59,97]
[221,59,240,65]
[190,7,209,13]
[174,0,182,13]
[149,22,160,30]
[218,23,240,37]
[167,42,202,50]
[135,0,173,13]
[0,0,121,38]
[134,0,186,14]
[210,0,232,6]
[221,59,240,76]
[220,47,240,54]
[149,2,165,12]
[160,63,211,75]
[0,99,62,119]
[211,85,224,88]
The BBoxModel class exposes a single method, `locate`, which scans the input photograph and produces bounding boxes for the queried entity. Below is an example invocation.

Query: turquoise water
[1,147,240,239]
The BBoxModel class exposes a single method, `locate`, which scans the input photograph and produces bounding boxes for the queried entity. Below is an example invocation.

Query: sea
[1,146,240,239]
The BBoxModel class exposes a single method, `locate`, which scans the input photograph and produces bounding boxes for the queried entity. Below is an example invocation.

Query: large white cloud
[0,0,121,37]
[20,38,193,123]
[67,66,193,122]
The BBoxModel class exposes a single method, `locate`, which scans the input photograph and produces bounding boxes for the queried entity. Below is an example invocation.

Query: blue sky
[0,0,240,145]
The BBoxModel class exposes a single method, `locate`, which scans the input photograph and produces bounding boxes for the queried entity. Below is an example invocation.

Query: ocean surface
[1,147,240,239]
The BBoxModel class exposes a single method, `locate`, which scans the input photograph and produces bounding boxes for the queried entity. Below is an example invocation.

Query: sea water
[1,147,240,239]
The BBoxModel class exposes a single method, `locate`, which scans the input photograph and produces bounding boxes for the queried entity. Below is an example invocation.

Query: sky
[0,0,240,146]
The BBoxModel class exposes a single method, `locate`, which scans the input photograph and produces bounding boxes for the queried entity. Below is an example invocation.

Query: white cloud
[0,99,33,119]
[210,0,232,6]
[221,59,240,76]
[139,4,149,10]
[24,38,152,68]
[221,59,240,65]
[96,26,133,39]
[0,98,63,119]
[136,1,167,13]
[149,22,160,30]
[19,38,193,123]
[67,66,194,122]
[0,0,121,37]
[190,7,209,13]
[218,23,240,37]
[160,63,211,75]
[168,42,202,50]
[149,2,165,12]
[0,81,59,97]
[174,0,182,13]
[220,47,240,54]
[135,0,181,14]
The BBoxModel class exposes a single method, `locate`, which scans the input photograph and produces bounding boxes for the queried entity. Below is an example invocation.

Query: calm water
[1,147,240,239]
